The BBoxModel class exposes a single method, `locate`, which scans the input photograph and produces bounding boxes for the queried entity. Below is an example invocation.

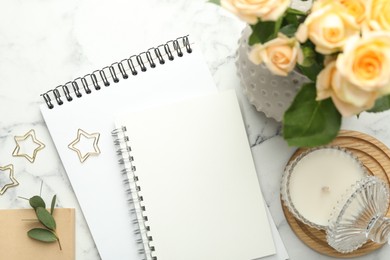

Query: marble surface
[1,0,390,259]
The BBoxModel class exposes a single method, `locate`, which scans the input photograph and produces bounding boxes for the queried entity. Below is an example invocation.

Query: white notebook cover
[114,90,275,260]
[40,43,218,259]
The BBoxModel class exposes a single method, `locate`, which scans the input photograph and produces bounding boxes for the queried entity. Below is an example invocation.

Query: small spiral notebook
[112,90,275,260]
[40,36,276,260]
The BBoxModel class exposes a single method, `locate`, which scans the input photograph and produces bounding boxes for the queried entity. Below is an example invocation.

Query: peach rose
[337,32,390,93]
[295,1,360,54]
[338,0,368,24]
[313,0,368,24]
[220,0,290,24]
[316,60,377,116]
[317,32,390,116]
[249,34,303,76]
[367,0,390,31]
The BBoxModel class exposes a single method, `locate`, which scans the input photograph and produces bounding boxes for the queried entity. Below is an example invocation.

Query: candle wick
[322,186,330,193]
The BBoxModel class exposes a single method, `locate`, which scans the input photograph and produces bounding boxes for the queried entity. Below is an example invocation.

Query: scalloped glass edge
[326,176,390,253]
[280,145,368,230]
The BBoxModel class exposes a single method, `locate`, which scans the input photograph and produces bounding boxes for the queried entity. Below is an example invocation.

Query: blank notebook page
[115,90,275,260]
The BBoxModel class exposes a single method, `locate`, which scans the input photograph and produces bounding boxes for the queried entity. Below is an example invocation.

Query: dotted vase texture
[235,0,312,122]
[236,27,309,122]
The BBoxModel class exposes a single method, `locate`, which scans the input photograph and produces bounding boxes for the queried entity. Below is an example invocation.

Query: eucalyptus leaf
[36,207,56,230]
[368,95,390,113]
[28,228,57,243]
[50,195,57,215]
[283,83,341,147]
[29,196,46,209]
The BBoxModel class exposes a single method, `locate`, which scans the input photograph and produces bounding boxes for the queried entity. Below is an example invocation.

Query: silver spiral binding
[112,126,157,260]
[41,35,192,109]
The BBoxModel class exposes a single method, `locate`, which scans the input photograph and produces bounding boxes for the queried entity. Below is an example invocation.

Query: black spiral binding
[112,126,157,260]
[41,35,192,109]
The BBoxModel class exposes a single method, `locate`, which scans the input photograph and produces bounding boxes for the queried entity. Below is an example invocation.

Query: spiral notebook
[40,36,276,260]
[113,90,275,260]
[40,36,219,259]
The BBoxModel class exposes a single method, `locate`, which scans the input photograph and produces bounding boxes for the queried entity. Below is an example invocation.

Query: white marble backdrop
[0,0,390,259]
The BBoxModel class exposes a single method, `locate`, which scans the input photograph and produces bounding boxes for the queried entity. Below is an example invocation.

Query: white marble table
[1,0,390,259]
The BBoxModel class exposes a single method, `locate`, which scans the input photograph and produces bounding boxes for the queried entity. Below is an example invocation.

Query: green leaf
[28,228,57,243]
[283,13,299,26]
[36,207,56,230]
[286,7,307,16]
[50,195,57,215]
[249,17,282,45]
[249,22,275,45]
[279,24,298,37]
[274,15,283,32]
[297,63,323,82]
[297,43,324,81]
[368,95,390,113]
[208,0,220,4]
[283,83,341,147]
[29,196,46,210]
[300,45,316,66]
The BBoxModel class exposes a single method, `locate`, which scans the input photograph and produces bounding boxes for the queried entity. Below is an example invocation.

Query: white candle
[288,147,366,227]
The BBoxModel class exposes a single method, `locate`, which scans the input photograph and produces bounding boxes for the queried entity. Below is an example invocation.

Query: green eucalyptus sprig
[20,194,62,250]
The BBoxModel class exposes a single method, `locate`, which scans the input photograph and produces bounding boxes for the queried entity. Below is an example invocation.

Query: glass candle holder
[327,175,390,253]
[281,146,368,230]
[282,146,390,253]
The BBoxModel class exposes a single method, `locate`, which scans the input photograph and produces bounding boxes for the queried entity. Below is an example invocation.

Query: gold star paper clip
[0,164,19,195]
[68,129,101,163]
[12,129,46,163]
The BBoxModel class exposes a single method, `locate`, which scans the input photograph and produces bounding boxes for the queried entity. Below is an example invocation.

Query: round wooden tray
[282,130,390,258]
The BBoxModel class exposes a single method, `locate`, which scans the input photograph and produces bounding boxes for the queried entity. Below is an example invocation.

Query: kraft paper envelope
[0,208,75,260]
